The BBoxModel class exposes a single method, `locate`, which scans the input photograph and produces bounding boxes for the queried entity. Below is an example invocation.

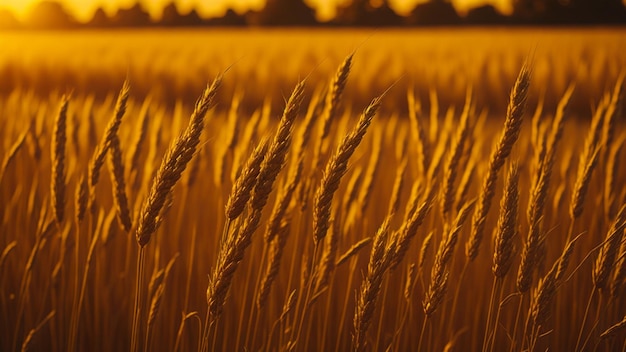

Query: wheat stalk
[389,188,435,270]
[265,159,303,244]
[129,103,150,187]
[225,138,269,221]
[207,79,304,322]
[466,62,530,262]
[388,158,408,216]
[88,80,130,194]
[441,92,472,219]
[108,135,132,232]
[407,87,431,175]
[592,204,626,289]
[257,218,291,309]
[51,95,69,224]
[0,127,28,185]
[320,53,353,142]
[136,74,221,247]
[493,163,519,279]
[569,94,607,221]
[353,216,393,352]
[314,93,383,244]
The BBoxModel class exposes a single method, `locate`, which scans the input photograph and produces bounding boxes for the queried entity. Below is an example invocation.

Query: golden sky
[0,0,514,22]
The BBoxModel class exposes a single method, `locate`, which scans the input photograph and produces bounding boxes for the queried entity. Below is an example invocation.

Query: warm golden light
[0,0,514,22]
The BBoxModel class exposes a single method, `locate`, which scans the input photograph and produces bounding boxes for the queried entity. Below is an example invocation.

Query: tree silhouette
[88,7,112,28]
[407,0,460,25]
[248,0,317,26]
[208,9,247,26]
[334,0,403,26]
[568,0,626,22]
[466,5,506,24]
[112,3,152,27]
[514,0,626,23]
[160,2,204,27]
[2,0,623,29]
[25,1,76,28]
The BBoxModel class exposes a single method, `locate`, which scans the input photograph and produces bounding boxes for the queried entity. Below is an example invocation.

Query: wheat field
[1,29,625,352]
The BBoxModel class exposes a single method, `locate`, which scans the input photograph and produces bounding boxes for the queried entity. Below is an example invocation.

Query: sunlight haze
[0,0,513,22]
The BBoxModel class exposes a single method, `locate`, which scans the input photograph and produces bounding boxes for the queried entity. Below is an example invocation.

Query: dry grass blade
[600,315,626,340]
[0,241,17,273]
[20,310,55,352]
[0,127,28,184]
[335,237,372,267]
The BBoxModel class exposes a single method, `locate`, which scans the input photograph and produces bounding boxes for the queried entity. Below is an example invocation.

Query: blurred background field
[1,28,625,114]
[2,6,626,348]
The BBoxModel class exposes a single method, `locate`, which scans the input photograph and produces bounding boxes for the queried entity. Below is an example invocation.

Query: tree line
[0,0,625,29]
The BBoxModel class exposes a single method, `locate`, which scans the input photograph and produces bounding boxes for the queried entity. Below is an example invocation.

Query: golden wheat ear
[467,61,530,263]
[51,95,69,225]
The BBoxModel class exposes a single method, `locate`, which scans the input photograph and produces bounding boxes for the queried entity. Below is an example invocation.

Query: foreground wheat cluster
[1,50,625,352]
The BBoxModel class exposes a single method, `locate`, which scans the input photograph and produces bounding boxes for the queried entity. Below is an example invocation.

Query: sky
[0,0,514,22]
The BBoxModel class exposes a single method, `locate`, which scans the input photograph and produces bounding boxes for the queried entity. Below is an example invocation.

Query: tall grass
[0,44,625,352]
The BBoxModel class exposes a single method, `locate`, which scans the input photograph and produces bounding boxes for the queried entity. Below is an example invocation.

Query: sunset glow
[0,0,514,22]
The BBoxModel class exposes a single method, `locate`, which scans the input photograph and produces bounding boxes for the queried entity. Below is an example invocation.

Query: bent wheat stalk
[133,74,222,352]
